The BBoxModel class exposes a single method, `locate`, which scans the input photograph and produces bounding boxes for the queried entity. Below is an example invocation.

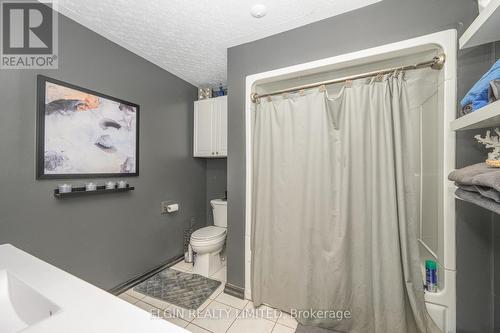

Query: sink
[0,270,60,333]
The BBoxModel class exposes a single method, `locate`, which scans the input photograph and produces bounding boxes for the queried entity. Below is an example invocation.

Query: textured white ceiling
[56,0,381,87]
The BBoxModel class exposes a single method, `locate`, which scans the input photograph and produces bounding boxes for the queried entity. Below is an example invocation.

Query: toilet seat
[191,226,226,242]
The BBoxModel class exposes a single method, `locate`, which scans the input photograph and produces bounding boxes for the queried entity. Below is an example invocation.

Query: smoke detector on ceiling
[250,4,267,18]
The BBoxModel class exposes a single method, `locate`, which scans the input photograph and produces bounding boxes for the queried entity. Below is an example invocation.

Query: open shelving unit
[54,185,134,198]
[460,0,500,49]
[451,100,500,131]
[451,101,500,214]
[452,0,500,215]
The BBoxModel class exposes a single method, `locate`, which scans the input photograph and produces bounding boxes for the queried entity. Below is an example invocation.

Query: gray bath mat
[295,324,343,333]
[134,268,221,310]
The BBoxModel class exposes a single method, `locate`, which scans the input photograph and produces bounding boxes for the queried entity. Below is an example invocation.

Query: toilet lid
[191,226,226,241]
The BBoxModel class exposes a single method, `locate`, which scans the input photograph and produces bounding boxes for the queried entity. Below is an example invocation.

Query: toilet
[191,199,227,277]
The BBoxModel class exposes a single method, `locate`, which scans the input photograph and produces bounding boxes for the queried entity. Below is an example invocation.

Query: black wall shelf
[54,185,134,198]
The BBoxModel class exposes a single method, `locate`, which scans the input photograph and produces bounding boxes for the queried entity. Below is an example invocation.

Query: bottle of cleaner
[425,260,437,292]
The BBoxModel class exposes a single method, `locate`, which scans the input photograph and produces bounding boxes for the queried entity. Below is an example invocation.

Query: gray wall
[206,159,227,225]
[0,11,206,290]
[227,0,478,290]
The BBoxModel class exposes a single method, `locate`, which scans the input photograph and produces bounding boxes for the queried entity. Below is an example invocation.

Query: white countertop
[0,244,188,333]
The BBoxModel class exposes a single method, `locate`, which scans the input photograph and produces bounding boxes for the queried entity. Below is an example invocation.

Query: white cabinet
[193,96,227,157]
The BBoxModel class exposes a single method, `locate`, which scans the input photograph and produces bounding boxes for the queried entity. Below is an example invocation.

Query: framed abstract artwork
[36,75,139,179]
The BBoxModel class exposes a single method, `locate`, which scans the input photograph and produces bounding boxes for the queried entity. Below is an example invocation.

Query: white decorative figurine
[475,128,500,167]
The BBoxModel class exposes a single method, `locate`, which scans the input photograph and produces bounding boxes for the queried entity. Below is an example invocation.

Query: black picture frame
[36,75,140,179]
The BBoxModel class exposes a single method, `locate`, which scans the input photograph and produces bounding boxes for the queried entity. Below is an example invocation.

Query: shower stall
[244,30,457,332]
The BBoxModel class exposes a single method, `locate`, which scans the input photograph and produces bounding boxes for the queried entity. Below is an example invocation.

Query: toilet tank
[211,199,227,228]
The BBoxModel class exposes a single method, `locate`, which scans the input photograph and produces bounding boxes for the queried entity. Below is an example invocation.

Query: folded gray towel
[455,188,500,215]
[472,170,500,192]
[448,163,498,186]
[455,183,478,193]
[455,182,500,203]
[475,185,500,203]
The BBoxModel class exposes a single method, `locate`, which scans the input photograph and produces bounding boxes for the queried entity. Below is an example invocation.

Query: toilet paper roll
[166,203,179,213]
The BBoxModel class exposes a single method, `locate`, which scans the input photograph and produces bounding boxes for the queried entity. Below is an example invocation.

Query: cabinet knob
[216,152,219,155]
[212,152,215,155]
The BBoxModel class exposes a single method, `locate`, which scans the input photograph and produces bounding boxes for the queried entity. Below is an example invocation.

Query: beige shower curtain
[251,74,440,333]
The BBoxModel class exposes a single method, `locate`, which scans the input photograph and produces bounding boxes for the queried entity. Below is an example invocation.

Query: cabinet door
[216,96,228,157]
[193,99,213,157]
[211,98,220,157]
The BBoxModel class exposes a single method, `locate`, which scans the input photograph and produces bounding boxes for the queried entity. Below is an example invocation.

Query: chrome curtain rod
[250,53,446,103]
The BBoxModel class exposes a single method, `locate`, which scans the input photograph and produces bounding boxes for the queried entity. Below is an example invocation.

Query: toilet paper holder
[161,201,180,214]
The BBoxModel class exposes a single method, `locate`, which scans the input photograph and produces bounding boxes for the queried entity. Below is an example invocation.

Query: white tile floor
[119,259,298,333]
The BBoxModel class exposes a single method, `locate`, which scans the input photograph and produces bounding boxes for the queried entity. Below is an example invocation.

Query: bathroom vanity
[0,244,187,333]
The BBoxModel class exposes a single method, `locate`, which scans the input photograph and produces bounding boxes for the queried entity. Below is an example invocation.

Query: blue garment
[461,59,500,111]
